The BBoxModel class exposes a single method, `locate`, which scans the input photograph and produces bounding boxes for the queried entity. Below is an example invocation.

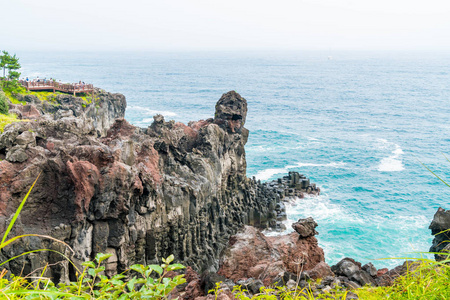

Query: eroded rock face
[0,90,285,282]
[214,90,247,133]
[217,225,325,285]
[9,88,126,137]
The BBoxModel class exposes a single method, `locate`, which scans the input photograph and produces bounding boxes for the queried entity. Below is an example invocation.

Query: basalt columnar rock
[0,90,316,283]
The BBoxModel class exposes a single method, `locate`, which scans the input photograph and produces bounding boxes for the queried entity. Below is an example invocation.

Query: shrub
[0,253,186,299]
[0,91,8,114]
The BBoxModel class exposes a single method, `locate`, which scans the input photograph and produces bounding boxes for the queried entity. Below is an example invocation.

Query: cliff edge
[0,90,287,281]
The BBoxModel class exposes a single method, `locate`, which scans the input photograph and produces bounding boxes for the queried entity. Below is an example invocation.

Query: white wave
[377,138,389,145]
[128,105,177,117]
[254,168,289,181]
[247,145,273,152]
[395,215,429,230]
[378,143,405,172]
[288,161,347,168]
[393,147,404,156]
[285,194,358,224]
[255,161,346,181]
[265,194,362,236]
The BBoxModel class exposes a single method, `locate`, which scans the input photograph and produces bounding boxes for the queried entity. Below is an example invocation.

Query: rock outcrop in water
[429,207,450,260]
[0,89,318,282]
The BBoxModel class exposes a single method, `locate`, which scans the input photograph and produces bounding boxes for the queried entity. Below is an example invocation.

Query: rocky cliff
[0,90,316,282]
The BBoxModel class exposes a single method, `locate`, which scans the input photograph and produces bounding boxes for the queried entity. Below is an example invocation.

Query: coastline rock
[0,90,312,282]
[217,223,325,285]
[429,207,450,260]
[375,261,421,286]
[292,217,318,238]
[362,262,377,277]
[304,261,334,279]
[331,258,361,278]
[331,258,376,287]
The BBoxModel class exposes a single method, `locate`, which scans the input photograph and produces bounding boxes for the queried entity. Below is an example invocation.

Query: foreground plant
[355,256,450,300]
[0,174,186,299]
[0,253,186,299]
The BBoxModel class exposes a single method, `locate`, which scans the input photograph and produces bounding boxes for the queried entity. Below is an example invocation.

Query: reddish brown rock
[268,232,325,274]
[16,104,41,119]
[181,266,204,300]
[291,217,318,238]
[304,261,334,279]
[376,268,389,277]
[66,159,101,221]
[218,226,277,281]
[218,225,325,284]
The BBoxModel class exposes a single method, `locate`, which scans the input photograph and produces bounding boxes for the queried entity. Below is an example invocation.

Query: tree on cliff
[0,51,21,79]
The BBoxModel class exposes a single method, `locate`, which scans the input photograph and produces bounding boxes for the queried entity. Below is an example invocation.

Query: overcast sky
[3,0,450,51]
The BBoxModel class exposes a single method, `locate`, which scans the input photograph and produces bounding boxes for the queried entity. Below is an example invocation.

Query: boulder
[362,262,377,277]
[5,145,28,162]
[375,261,420,287]
[429,207,450,260]
[218,225,325,285]
[304,261,334,279]
[15,130,36,146]
[350,270,376,286]
[201,272,233,295]
[292,217,318,238]
[181,267,204,300]
[331,258,361,277]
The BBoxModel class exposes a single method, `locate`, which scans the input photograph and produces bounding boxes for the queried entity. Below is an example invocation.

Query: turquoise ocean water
[17,51,450,268]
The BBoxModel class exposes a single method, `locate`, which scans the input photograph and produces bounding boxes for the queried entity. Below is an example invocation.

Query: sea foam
[128,105,177,117]
[255,161,346,181]
[254,168,289,181]
[377,141,405,172]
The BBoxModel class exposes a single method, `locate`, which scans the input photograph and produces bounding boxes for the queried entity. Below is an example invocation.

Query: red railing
[18,80,94,95]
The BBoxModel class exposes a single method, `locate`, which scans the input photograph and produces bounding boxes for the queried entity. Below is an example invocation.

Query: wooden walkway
[18,80,94,96]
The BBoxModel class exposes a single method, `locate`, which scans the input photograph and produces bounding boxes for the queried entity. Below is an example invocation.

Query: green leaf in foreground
[1,173,41,245]
[95,252,113,264]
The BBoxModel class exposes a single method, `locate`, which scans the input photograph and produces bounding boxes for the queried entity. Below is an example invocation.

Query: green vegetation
[0,87,24,131]
[0,112,20,133]
[0,91,8,114]
[28,90,60,104]
[77,92,100,106]
[0,254,186,299]
[355,259,450,299]
[1,82,26,105]
[0,50,21,80]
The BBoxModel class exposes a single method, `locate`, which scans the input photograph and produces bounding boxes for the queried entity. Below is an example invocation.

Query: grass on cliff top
[1,83,26,105]
[0,113,21,133]
[1,81,97,106]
